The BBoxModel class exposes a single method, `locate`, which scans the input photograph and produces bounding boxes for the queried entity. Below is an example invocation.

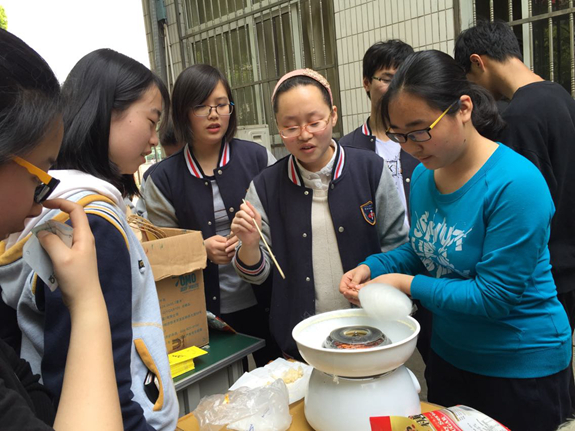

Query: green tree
[0,6,7,30]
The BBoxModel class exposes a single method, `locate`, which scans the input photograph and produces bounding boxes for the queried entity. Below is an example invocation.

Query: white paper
[23,220,74,292]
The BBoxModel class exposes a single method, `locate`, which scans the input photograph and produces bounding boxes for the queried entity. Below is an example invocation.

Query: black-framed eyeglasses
[386,101,458,144]
[278,112,332,139]
[13,156,60,203]
[372,75,393,85]
[191,102,234,117]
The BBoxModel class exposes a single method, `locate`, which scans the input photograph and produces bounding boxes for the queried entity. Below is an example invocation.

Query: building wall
[142,0,471,138]
[163,0,185,89]
[143,0,574,155]
[142,0,186,90]
[142,0,154,70]
[334,0,459,135]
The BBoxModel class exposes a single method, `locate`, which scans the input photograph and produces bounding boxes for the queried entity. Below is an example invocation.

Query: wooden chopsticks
[242,199,286,279]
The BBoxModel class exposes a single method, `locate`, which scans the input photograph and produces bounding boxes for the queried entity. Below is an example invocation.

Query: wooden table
[176,400,441,430]
[174,329,264,417]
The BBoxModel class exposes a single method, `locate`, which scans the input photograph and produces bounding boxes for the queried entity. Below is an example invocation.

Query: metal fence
[180,0,341,152]
[473,0,575,96]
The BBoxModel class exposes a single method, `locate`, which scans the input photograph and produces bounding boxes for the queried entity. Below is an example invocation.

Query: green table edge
[173,329,265,391]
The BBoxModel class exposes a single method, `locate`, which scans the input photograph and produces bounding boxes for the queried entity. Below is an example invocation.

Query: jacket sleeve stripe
[84,207,130,250]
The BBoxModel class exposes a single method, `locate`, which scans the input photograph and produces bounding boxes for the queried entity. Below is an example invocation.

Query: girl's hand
[224,233,239,259]
[339,264,371,306]
[364,273,414,296]
[205,235,232,264]
[37,199,101,312]
[230,201,262,250]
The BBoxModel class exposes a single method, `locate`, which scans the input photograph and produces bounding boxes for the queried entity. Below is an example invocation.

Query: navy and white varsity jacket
[339,117,419,218]
[233,143,408,357]
[0,171,179,431]
[142,138,274,315]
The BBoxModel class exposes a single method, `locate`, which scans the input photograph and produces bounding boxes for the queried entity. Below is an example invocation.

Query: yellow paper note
[168,346,208,378]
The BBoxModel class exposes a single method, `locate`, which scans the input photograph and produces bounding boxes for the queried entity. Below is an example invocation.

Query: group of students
[0,18,574,431]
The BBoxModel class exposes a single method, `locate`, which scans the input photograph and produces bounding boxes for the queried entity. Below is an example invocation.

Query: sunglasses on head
[12,156,60,203]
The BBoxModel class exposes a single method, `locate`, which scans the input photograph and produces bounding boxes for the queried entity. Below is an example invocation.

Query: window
[473,0,575,96]
[182,0,341,152]
[184,0,248,27]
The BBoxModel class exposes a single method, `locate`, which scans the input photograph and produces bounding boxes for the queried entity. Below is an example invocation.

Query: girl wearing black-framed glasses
[341,50,571,430]
[142,64,282,366]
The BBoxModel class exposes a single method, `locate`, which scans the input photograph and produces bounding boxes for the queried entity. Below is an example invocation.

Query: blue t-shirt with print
[364,144,571,378]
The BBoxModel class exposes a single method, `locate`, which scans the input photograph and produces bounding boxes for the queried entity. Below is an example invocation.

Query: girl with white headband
[231,68,408,358]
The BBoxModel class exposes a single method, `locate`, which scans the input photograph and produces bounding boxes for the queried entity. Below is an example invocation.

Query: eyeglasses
[278,113,332,139]
[12,156,60,203]
[386,101,458,144]
[372,75,393,85]
[191,102,234,117]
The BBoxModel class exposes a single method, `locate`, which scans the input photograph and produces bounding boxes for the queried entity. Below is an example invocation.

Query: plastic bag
[229,358,313,404]
[206,310,237,333]
[193,379,292,431]
[370,405,510,431]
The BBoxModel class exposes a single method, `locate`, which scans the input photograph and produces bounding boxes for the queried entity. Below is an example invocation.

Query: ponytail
[466,83,505,140]
[380,50,505,140]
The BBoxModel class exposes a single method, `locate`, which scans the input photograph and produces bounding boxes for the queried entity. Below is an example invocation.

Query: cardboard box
[141,228,209,354]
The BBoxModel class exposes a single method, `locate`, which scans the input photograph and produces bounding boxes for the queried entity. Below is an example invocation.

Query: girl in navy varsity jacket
[142,65,281,365]
[231,69,408,358]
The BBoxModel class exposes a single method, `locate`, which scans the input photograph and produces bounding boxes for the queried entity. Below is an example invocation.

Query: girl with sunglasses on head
[142,64,281,366]
[0,48,179,430]
[230,69,408,359]
[0,29,122,430]
[340,50,572,431]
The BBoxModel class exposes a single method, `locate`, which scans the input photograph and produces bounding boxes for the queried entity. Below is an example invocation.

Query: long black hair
[171,64,237,146]
[0,29,61,165]
[380,50,505,140]
[56,49,169,197]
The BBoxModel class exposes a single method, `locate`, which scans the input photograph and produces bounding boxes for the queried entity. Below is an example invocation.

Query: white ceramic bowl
[292,308,419,378]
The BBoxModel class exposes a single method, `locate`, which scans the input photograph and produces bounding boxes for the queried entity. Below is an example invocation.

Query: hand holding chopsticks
[231,199,286,279]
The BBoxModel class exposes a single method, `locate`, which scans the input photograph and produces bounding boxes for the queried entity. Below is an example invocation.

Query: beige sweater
[295,145,351,313]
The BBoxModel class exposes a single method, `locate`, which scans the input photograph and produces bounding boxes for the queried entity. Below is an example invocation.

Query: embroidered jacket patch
[360,201,376,225]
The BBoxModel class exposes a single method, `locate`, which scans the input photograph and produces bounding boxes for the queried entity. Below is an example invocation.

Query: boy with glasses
[341,41,434,364]
[340,40,418,225]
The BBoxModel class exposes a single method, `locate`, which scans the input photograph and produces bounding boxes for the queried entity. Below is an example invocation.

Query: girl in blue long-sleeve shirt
[340,50,572,431]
